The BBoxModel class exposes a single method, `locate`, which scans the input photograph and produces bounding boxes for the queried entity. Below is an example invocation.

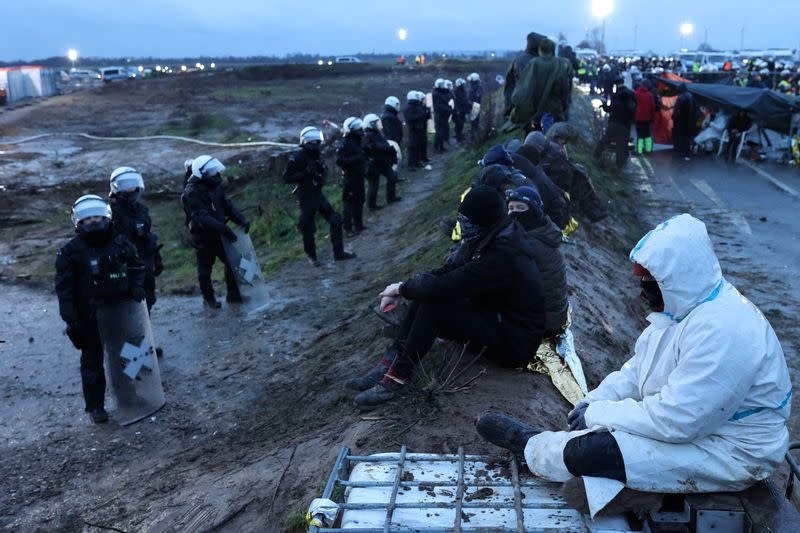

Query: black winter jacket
[335,134,367,178]
[55,231,145,326]
[403,101,430,133]
[519,218,568,333]
[181,178,247,246]
[381,106,404,144]
[454,86,471,114]
[282,147,328,196]
[363,129,398,167]
[509,153,569,229]
[400,220,546,354]
[469,81,484,104]
[605,86,637,126]
[432,88,452,117]
[110,198,162,275]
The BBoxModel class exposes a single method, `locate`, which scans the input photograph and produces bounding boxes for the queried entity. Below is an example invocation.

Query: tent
[658,75,800,135]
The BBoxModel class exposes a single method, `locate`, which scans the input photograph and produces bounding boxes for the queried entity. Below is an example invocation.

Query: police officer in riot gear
[55,195,146,423]
[363,113,401,208]
[336,117,369,235]
[108,167,163,312]
[283,126,356,266]
[181,155,250,308]
[453,78,471,143]
[381,96,403,145]
[403,90,430,171]
[432,79,452,152]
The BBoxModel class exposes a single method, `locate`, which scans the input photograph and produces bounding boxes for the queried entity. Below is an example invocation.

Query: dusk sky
[3,0,799,61]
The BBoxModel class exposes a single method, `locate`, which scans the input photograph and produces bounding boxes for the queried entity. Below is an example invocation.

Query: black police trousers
[298,192,344,260]
[342,176,366,232]
[195,236,240,301]
[433,114,449,151]
[80,321,106,412]
[367,163,398,207]
[453,111,466,142]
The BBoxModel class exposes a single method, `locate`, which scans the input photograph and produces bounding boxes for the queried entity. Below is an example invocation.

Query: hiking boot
[354,377,407,409]
[89,407,109,424]
[334,251,357,261]
[308,257,321,267]
[226,294,243,304]
[475,412,542,456]
[345,347,397,392]
[203,296,222,309]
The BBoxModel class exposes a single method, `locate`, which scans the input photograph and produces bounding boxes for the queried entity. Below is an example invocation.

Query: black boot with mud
[345,346,397,392]
[476,412,542,456]
[203,296,222,309]
[308,256,321,267]
[334,251,357,261]
[89,407,109,424]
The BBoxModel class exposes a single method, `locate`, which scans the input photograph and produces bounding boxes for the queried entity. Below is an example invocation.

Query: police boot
[334,251,357,261]
[89,407,109,424]
[345,346,397,391]
[353,373,407,409]
[475,412,542,456]
[203,296,221,309]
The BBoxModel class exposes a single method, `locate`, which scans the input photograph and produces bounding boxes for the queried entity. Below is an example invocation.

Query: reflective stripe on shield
[96,300,165,426]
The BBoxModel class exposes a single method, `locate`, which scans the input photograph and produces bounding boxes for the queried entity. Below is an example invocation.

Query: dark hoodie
[401,220,546,354]
[514,215,568,333]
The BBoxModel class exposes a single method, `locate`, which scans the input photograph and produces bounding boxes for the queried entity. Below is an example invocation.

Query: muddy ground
[1,68,797,532]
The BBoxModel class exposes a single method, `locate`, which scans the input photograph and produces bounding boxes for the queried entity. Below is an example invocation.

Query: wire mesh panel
[310,447,586,532]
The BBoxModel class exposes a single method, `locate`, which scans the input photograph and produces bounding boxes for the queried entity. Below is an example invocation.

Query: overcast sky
[3,0,799,61]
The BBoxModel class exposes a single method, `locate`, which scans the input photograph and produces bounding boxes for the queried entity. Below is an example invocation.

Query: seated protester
[450,164,523,243]
[477,214,792,498]
[518,130,607,223]
[482,144,570,230]
[506,186,568,336]
[725,108,754,161]
[347,186,546,408]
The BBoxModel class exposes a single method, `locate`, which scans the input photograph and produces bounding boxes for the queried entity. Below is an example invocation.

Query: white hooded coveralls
[525,214,792,493]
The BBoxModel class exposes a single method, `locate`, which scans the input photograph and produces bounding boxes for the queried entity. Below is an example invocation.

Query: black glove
[153,246,164,277]
[65,323,84,350]
[131,286,146,302]
[222,226,238,242]
[241,220,251,234]
[567,401,588,431]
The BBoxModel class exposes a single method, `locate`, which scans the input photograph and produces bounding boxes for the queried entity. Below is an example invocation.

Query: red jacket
[634,85,656,122]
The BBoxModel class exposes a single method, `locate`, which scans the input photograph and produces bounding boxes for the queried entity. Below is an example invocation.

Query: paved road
[632,152,800,433]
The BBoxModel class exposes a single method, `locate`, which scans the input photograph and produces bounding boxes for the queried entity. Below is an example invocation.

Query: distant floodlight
[398,28,408,41]
[181,65,187,72]
[137,65,144,72]
[591,0,614,18]
[210,62,216,68]
[680,22,694,36]
[67,48,78,62]
[327,60,333,66]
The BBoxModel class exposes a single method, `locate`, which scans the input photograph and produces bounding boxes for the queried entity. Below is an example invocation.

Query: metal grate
[308,446,578,533]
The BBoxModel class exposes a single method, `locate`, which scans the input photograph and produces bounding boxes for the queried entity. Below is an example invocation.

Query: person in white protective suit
[477,213,792,495]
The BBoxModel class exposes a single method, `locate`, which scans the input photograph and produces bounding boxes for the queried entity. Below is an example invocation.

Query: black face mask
[79,219,112,246]
[303,143,322,156]
[640,279,664,312]
[118,191,141,205]
[458,214,484,244]
[509,209,543,230]
[204,174,223,187]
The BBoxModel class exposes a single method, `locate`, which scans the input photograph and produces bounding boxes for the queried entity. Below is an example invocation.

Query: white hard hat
[109,166,145,196]
[467,72,480,82]
[434,78,446,89]
[343,116,364,135]
[183,158,194,171]
[455,78,466,87]
[363,113,382,130]
[71,194,112,227]
[300,126,324,145]
[384,96,400,111]
[191,155,225,178]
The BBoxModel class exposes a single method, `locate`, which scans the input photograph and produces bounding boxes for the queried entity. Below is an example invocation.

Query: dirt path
[0,152,464,532]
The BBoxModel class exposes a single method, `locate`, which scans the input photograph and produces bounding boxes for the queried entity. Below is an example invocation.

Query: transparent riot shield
[222,226,269,314]
[96,300,165,426]
[425,92,435,134]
